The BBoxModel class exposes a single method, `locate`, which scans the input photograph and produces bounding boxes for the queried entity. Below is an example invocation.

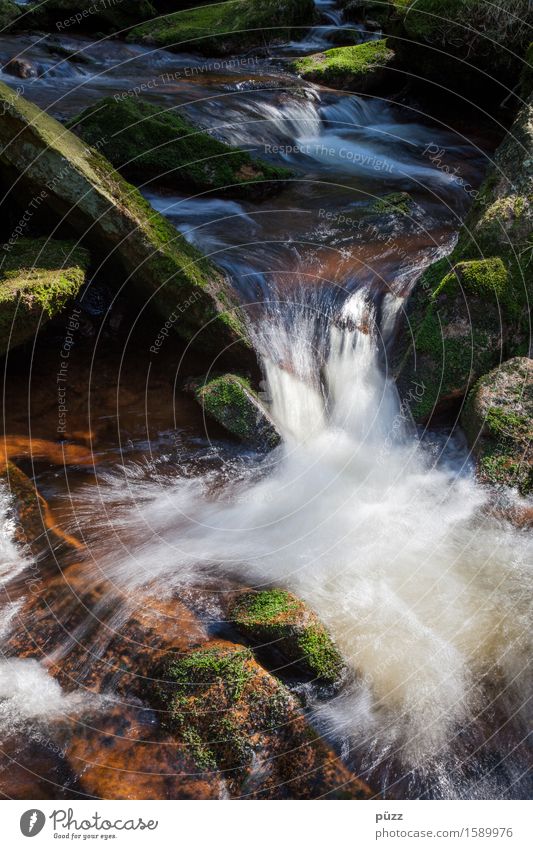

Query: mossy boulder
[128,0,315,55]
[390,0,532,91]
[461,357,532,495]
[161,640,373,798]
[193,373,281,449]
[370,190,413,216]
[24,0,157,33]
[231,589,346,684]
[291,39,395,91]
[394,95,533,421]
[0,82,250,357]
[0,0,19,31]
[67,97,291,198]
[0,238,90,355]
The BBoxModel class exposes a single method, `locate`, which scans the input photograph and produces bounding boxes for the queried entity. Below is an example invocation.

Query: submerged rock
[231,589,346,684]
[0,82,250,357]
[161,640,373,798]
[127,0,315,55]
[291,39,395,91]
[67,97,292,198]
[0,238,90,355]
[394,94,533,421]
[193,373,281,449]
[462,357,532,495]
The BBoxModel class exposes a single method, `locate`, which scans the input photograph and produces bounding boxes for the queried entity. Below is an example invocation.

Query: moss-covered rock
[461,357,532,495]
[394,95,533,421]
[291,39,395,91]
[0,0,19,31]
[24,0,157,33]
[161,640,373,798]
[390,0,532,91]
[128,0,315,55]
[0,82,250,357]
[0,238,90,355]
[67,97,291,198]
[193,373,281,449]
[231,589,345,684]
[342,0,392,25]
[370,190,413,216]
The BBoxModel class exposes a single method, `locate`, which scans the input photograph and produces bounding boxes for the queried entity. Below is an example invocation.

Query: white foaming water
[79,290,531,793]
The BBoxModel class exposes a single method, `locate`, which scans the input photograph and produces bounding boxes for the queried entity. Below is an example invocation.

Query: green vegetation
[0,0,19,30]
[291,39,394,89]
[232,589,345,683]
[195,373,281,449]
[0,81,250,353]
[0,238,90,355]
[461,358,532,494]
[25,0,157,32]
[128,0,315,55]
[371,191,412,215]
[68,97,291,197]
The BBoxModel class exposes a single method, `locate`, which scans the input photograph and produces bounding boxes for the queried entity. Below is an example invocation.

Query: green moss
[167,645,254,703]
[68,97,291,197]
[25,0,157,32]
[371,191,412,215]
[291,39,394,88]
[0,0,19,29]
[195,373,281,448]
[0,238,90,355]
[232,590,345,683]
[128,0,315,55]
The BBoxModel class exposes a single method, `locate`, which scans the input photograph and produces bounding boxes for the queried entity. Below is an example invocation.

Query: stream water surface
[0,11,531,800]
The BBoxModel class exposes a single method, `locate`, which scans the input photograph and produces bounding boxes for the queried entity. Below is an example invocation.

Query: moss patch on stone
[24,0,157,33]
[0,0,19,30]
[231,589,345,683]
[194,373,281,449]
[128,0,315,55]
[160,640,371,798]
[67,97,291,198]
[0,81,250,355]
[0,238,90,355]
[291,39,395,90]
[370,191,412,216]
[461,357,532,495]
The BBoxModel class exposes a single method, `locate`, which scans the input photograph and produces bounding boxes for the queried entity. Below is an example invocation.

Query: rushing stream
[0,10,531,800]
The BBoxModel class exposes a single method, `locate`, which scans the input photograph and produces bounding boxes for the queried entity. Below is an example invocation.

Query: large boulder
[461,357,532,495]
[390,0,532,94]
[192,373,281,449]
[128,0,315,55]
[0,238,90,355]
[394,94,532,421]
[160,640,373,798]
[67,97,291,198]
[291,39,395,91]
[0,82,250,357]
[231,589,346,684]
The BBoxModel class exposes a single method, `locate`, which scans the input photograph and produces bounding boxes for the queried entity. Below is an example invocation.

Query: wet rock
[127,0,315,55]
[160,640,373,798]
[0,238,90,356]
[291,39,395,91]
[462,357,532,495]
[342,0,391,24]
[67,97,292,199]
[394,94,532,421]
[192,373,281,450]
[0,461,83,558]
[0,82,251,358]
[231,589,346,684]
[3,58,37,79]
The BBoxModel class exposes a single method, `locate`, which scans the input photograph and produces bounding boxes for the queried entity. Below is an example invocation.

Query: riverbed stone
[193,373,281,449]
[161,639,373,798]
[461,357,532,495]
[231,589,346,684]
[0,238,90,356]
[394,94,533,421]
[128,0,315,55]
[0,81,251,357]
[67,97,292,198]
[291,39,395,91]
